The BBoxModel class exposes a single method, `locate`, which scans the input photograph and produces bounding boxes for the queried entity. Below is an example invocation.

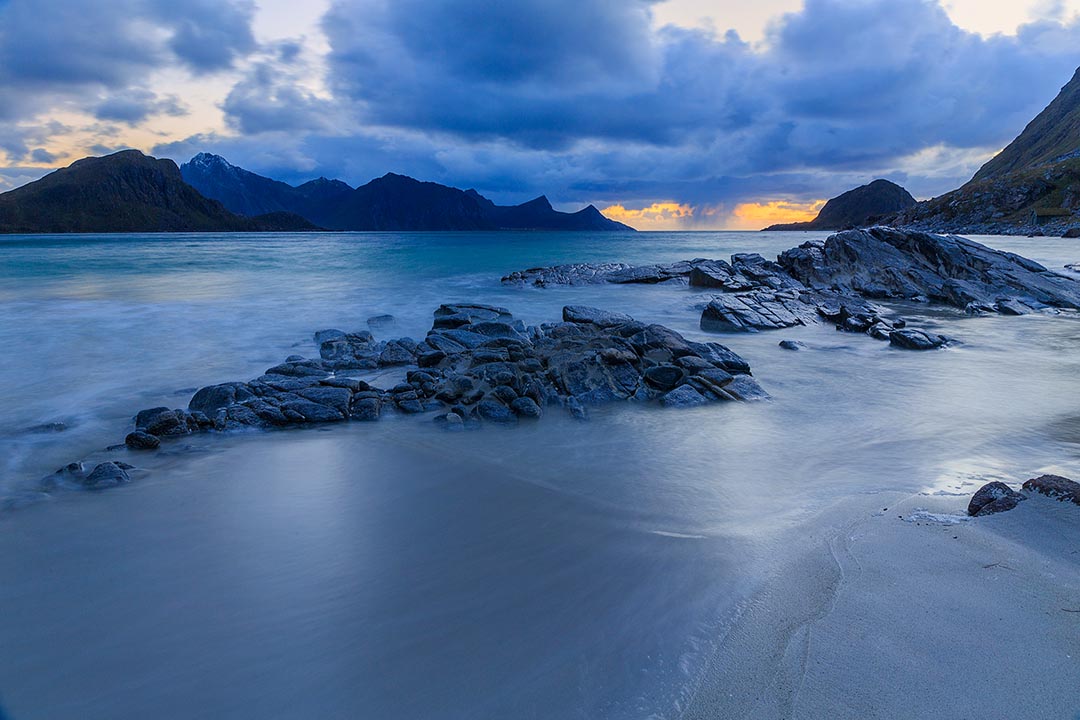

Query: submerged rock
[1022,474,1080,505]
[889,329,951,351]
[81,462,132,489]
[968,482,1026,516]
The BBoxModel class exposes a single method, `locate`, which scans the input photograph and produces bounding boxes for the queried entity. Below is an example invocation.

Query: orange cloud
[601,202,694,230]
[729,200,826,229]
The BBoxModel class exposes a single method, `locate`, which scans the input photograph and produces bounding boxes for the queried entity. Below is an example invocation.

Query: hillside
[764,179,916,231]
[0,151,315,233]
[894,67,1080,235]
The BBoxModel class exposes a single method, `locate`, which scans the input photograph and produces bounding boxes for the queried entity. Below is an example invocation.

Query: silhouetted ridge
[0,150,315,233]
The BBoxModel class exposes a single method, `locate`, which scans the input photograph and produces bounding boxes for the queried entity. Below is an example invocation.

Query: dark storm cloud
[316,0,1080,171]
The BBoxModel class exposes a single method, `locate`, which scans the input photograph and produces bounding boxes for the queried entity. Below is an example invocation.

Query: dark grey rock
[378,341,414,366]
[82,462,131,489]
[189,382,255,417]
[720,375,771,401]
[661,385,708,408]
[968,481,1026,516]
[125,431,160,450]
[779,340,805,351]
[562,305,634,327]
[135,407,190,436]
[643,365,686,392]
[889,329,950,351]
[314,329,346,345]
[476,397,516,424]
[510,396,542,418]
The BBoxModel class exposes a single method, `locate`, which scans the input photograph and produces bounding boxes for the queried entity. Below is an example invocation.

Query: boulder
[1022,474,1080,505]
[968,481,1026,516]
[779,340,805,351]
[81,462,131,489]
[124,431,160,450]
[134,407,190,436]
[889,329,950,351]
[661,385,708,408]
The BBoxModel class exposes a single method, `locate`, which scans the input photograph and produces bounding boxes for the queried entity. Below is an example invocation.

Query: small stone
[968,481,1026,516]
[779,340,805,351]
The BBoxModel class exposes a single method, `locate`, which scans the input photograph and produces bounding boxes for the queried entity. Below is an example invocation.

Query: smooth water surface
[2,231,1080,719]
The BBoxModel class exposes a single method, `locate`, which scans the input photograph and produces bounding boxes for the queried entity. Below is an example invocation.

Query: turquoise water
[2,231,1080,719]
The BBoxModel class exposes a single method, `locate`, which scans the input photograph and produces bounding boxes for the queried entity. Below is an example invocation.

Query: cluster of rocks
[504,228,1080,351]
[110,303,764,457]
[968,474,1080,516]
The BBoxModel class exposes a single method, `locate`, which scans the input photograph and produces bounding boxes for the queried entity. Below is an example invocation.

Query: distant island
[0,150,634,234]
[763,179,916,231]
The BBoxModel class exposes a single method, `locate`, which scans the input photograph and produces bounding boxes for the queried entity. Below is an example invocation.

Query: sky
[1,0,1080,229]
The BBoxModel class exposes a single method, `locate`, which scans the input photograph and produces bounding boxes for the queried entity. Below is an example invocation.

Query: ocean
[2,230,1079,718]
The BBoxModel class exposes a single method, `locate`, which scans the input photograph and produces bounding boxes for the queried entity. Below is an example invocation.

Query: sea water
[1,231,1079,718]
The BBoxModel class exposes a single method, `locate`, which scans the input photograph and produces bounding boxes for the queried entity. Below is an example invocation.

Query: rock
[189,382,255,416]
[889,329,949,350]
[134,407,190,436]
[81,462,131,489]
[643,365,686,392]
[562,305,634,327]
[779,340,805,351]
[721,375,771,401]
[367,314,396,331]
[124,431,160,450]
[661,385,708,408]
[510,396,542,418]
[378,341,414,366]
[476,397,517,424]
[314,329,346,345]
[351,396,382,421]
[1022,474,1080,505]
[1063,228,1080,238]
[281,399,345,423]
[968,481,1026,516]
[778,227,1080,311]
[700,290,816,332]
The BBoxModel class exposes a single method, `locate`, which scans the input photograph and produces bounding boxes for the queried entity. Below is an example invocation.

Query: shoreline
[682,491,1080,719]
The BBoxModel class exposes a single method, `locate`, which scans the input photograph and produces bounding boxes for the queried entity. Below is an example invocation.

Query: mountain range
[180,153,632,232]
[763,179,916,231]
[0,151,634,234]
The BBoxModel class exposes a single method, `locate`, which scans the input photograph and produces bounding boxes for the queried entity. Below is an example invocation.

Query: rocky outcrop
[504,227,1080,351]
[777,227,1080,313]
[174,303,764,434]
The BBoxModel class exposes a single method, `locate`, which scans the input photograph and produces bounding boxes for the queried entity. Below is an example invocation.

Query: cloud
[94,89,188,125]
[0,0,257,161]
